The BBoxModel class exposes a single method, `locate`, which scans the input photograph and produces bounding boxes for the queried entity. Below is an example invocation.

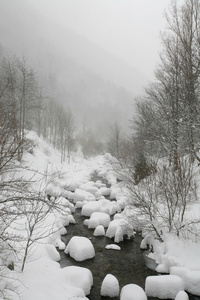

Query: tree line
[108,0,200,241]
[0,50,77,164]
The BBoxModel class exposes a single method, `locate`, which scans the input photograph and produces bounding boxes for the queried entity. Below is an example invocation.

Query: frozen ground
[1,131,200,300]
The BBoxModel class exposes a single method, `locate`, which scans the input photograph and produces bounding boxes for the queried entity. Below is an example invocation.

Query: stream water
[58,175,199,300]
[59,209,157,300]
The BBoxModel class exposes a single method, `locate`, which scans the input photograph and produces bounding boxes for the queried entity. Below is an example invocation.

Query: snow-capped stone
[100,187,111,196]
[120,284,147,300]
[106,219,135,243]
[94,225,105,236]
[175,290,189,300]
[64,236,95,261]
[170,267,200,296]
[101,274,120,297]
[145,275,185,299]
[88,212,110,229]
[105,244,121,251]
[61,266,93,296]
[73,189,96,203]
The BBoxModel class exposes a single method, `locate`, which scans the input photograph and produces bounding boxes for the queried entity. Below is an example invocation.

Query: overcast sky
[28,0,171,80]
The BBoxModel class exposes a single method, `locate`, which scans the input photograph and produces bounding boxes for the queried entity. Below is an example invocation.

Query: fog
[0,0,171,136]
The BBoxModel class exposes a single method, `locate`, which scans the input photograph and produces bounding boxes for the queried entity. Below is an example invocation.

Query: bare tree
[107,121,124,158]
[125,156,198,240]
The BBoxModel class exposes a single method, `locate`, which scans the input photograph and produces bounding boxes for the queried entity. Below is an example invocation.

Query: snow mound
[73,189,96,203]
[120,284,147,300]
[88,212,110,229]
[145,275,185,299]
[105,244,121,251]
[106,219,135,243]
[79,181,99,195]
[81,198,121,217]
[64,236,95,261]
[101,274,120,297]
[94,180,106,188]
[175,290,189,300]
[170,266,200,296]
[100,187,111,196]
[94,225,105,236]
[61,266,93,296]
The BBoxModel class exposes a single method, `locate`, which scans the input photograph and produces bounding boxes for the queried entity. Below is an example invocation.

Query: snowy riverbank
[2,131,200,300]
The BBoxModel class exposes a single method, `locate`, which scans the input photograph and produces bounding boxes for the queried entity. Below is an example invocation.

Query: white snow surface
[106,218,135,243]
[73,188,96,203]
[2,131,200,300]
[105,244,121,251]
[65,236,95,261]
[170,267,200,296]
[93,225,105,236]
[100,274,120,297]
[175,290,189,300]
[81,198,121,217]
[61,266,93,295]
[120,284,147,300]
[88,212,110,229]
[145,275,185,299]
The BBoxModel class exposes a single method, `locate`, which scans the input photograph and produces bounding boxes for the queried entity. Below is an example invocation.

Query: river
[58,175,199,300]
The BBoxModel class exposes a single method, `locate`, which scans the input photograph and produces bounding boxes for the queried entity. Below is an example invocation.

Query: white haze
[0,0,171,135]
[29,0,170,81]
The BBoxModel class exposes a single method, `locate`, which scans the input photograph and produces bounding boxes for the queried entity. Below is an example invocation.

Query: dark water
[59,209,158,299]
[58,174,199,300]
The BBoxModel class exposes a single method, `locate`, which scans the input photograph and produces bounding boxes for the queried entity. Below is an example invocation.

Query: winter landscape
[0,0,200,299]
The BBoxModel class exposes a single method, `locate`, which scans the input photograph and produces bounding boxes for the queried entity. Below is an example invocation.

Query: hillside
[0,0,146,133]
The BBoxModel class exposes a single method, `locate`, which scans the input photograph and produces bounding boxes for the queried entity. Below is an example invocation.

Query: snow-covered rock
[101,274,120,297]
[81,198,121,217]
[170,267,200,296]
[106,219,135,243]
[94,180,106,188]
[120,284,147,300]
[100,187,111,196]
[88,212,110,229]
[105,244,121,251]
[94,225,105,236]
[61,266,93,295]
[73,189,96,203]
[79,181,99,195]
[145,275,185,299]
[64,236,95,261]
[175,290,189,300]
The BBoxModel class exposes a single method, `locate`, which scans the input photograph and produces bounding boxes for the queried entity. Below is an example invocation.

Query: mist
[0,0,171,138]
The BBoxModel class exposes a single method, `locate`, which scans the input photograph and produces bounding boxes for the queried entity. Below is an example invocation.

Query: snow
[79,181,99,195]
[175,290,189,300]
[73,188,96,203]
[100,186,111,196]
[64,236,95,261]
[170,267,200,296]
[100,274,120,297]
[2,130,200,300]
[93,225,105,236]
[145,275,185,299]
[105,244,121,250]
[94,180,106,188]
[81,198,121,217]
[106,218,135,243]
[61,266,93,295]
[88,212,110,229]
[120,284,147,300]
